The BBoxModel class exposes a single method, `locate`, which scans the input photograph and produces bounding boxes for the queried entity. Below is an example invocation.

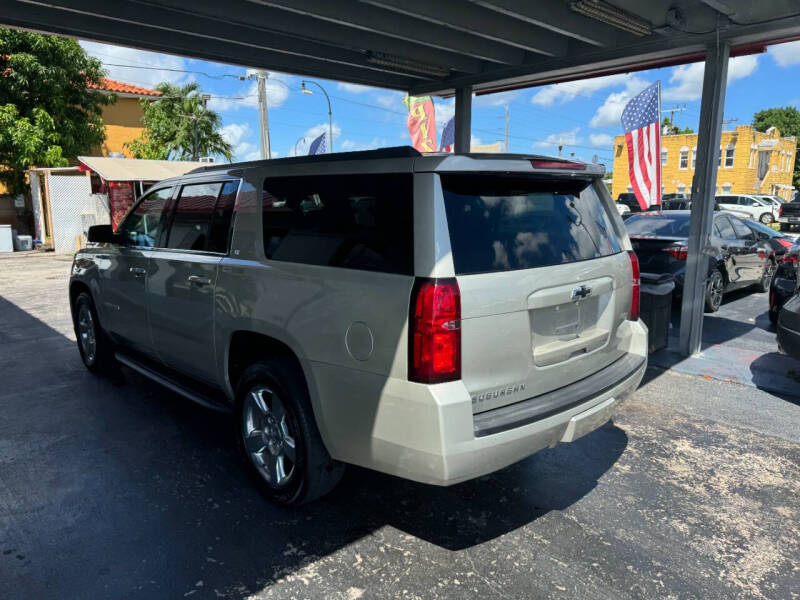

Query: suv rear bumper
[318,320,648,486]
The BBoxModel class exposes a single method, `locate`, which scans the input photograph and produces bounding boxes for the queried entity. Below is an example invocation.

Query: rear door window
[207,181,239,253]
[441,175,621,275]
[730,217,754,240]
[261,174,413,275]
[167,183,222,251]
[716,216,737,240]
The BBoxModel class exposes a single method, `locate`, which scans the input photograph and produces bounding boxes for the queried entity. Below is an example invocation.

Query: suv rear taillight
[409,278,461,383]
[628,251,640,321]
[779,204,784,217]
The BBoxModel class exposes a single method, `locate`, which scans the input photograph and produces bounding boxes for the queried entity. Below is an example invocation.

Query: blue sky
[79,39,800,171]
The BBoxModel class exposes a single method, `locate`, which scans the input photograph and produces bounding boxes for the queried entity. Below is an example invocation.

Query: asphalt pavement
[1,252,798,600]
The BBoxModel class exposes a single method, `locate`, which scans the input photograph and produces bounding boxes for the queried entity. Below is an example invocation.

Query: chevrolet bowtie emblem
[572,285,592,300]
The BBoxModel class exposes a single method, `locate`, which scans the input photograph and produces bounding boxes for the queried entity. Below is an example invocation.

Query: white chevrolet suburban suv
[70,147,648,505]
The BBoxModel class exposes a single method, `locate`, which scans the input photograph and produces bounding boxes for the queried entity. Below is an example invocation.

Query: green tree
[126,82,233,161]
[753,106,800,188]
[0,29,111,194]
[661,116,693,135]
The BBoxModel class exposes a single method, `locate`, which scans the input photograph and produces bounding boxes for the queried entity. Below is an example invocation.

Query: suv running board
[116,352,232,413]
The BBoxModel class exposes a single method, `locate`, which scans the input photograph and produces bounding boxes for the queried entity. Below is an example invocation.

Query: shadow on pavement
[0,293,627,599]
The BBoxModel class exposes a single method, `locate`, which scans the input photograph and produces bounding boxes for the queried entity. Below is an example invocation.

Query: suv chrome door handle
[129,266,146,277]
[187,275,212,286]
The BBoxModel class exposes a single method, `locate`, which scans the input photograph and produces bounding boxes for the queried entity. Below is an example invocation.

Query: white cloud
[337,82,373,94]
[80,40,189,89]
[531,73,633,106]
[221,123,250,148]
[662,55,759,102]
[474,90,521,107]
[236,142,261,162]
[590,90,636,128]
[434,98,455,126]
[208,75,290,113]
[287,123,343,156]
[769,40,800,67]
[533,127,581,150]
[589,133,615,147]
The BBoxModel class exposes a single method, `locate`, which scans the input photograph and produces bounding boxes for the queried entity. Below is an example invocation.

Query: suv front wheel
[72,291,115,374]
[236,359,344,505]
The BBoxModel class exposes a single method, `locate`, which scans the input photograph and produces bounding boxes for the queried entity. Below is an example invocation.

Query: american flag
[440,117,455,152]
[621,81,661,209]
[308,132,326,155]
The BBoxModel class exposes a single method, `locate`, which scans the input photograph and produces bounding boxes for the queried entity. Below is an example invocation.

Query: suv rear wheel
[236,359,344,505]
[72,292,115,374]
[760,212,774,225]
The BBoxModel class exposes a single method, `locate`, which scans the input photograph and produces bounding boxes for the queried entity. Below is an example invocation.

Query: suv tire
[760,212,774,225]
[236,359,344,505]
[72,291,116,374]
[704,270,724,313]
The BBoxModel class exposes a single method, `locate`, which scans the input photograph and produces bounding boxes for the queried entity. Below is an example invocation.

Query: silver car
[70,148,648,505]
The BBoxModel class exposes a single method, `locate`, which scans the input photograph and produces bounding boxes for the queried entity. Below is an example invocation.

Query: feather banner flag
[404,95,437,152]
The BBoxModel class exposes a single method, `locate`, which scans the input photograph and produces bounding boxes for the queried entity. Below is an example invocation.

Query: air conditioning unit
[198,157,215,163]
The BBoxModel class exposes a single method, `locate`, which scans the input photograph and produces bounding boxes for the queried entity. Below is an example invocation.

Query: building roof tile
[88,78,162,97]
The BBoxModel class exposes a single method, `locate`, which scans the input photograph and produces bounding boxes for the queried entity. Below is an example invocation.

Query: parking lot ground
[1,252,799,600]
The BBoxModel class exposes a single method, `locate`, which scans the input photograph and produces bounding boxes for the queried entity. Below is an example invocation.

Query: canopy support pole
[454,86,472,153]
[679,39,730,356]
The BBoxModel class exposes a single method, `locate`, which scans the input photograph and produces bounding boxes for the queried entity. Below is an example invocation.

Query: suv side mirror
[87,224,120,245]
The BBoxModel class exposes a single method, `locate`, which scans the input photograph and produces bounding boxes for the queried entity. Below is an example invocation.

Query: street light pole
[301,80,333,153]
[294,137,307,156]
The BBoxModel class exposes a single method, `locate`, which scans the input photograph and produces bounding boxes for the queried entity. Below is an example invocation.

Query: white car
[716,194,778,225]
[615,203,631,216]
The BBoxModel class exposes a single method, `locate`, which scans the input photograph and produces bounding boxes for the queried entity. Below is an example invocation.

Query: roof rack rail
[188,145,421,173]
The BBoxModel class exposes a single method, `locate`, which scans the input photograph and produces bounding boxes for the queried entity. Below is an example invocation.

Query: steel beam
[679,40,731,356]
[454,86,472,153]
[253,0,527,64]
[1,1,417,89]
[470,0,619,47]
[361,0,570,56]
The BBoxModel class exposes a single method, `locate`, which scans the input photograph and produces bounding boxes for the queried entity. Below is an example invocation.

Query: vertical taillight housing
[628,251,640,321]
[409,278,461,383]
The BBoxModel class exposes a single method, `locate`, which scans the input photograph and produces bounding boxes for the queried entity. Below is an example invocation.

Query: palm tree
[126,82,233,161]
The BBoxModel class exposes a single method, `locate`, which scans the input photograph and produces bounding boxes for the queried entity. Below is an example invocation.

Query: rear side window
[730,217,753,239]
[261,174,413,274]
[441,175,621,275]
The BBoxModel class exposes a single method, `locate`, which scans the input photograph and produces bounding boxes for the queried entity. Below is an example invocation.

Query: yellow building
[612,125,797,201]
[88,78,161,157]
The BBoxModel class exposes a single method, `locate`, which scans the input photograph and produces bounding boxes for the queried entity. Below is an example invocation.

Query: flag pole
[657,79,662,206]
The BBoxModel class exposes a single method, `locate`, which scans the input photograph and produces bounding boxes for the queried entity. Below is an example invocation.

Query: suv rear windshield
[441,175,622,275]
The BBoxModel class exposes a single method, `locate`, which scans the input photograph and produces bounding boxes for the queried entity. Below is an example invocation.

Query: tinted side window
[116,188,172,247]
[730,217,753,239]
[261,174,413,275]
[167,183,222,250]
[208,181,239,253]
[715,216,736,240]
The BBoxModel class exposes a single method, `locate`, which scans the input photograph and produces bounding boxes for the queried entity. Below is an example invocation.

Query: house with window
[612,125,796,201]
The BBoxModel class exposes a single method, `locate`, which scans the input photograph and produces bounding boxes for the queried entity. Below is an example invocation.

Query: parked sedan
[626,211,776,312]
[769,242,800,324]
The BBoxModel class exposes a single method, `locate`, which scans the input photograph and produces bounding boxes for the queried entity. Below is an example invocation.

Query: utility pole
[504,104,509,153]
[663,104,687,133]
[722,117,739,131]
[246,69,271,160]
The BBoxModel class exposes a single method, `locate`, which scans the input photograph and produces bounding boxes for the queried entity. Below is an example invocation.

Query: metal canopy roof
[2,1,800,95]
